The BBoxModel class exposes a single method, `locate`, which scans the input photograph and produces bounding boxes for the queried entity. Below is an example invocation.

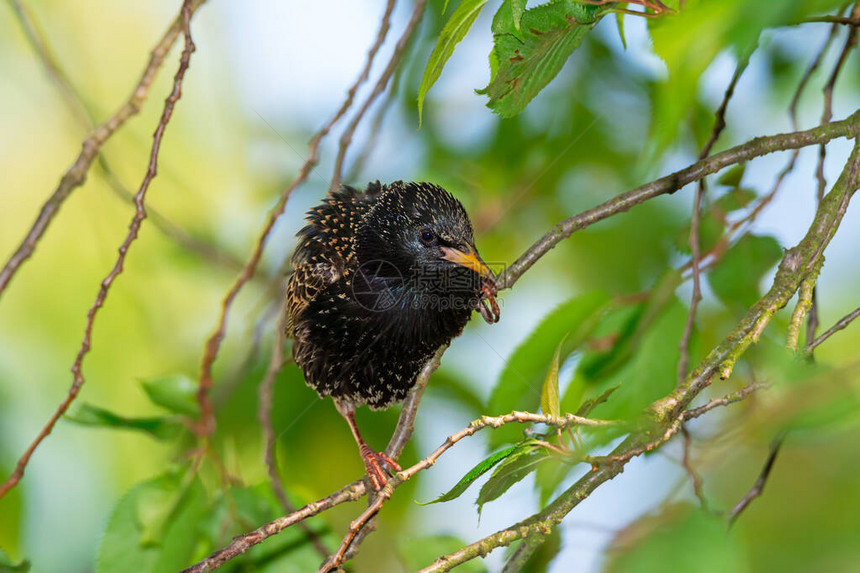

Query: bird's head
[354,182,499,322]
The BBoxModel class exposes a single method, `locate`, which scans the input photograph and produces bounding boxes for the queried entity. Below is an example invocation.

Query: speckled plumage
[287,181,491,410]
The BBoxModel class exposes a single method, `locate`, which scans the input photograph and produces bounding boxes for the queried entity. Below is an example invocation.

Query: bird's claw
[359,445,401,490]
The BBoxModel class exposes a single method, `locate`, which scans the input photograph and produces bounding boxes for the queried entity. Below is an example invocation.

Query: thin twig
[676,177,703,385]
[501,531,551,573]
[338,347,447,563]
[99,167,252,274]
[0,0,198,501]
[804,15,860,25]
[684,381,769,421]
[186,409,607,572]
[678,50,748,364]
[673,23,840,284]
[181,481,369,573]
[194,93,860,573]
[256,310,330,559]
[806,289,821,352]
[727,434,785,527]
[185,117,860,573]
[0,0,206,300]
[10,0,250,275]
[421,383,769,572]
[817,5,860,206]
[195,0,406,439]
[7,0,92,127]
[498,110,860,289]
[319,411,612,571]
[681,427,709,511]
[258,314,289,508]
[329,0,429,192]
[344,45,407,182]
[699,53,750,158]
[805,304,860,351]
[807,6,860,353]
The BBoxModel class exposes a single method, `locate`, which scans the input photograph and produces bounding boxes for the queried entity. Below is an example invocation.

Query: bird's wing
[286,184,379,334]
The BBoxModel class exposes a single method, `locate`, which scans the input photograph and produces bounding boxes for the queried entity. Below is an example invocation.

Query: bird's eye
[419,228,435,244]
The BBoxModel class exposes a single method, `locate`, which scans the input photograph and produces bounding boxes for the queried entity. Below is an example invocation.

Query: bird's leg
[335,400,401,490]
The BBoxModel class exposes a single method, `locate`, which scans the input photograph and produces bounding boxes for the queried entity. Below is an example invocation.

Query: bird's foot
[358,444,401,490]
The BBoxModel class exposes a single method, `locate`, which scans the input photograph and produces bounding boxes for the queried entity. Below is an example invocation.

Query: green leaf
[417,443,521,505]
[575,385,619,417]
[534,452,569,506]
[491,0,527,41]
[399,535,488,573]
[96,472,208,573]
[708,234,783,310]
[0,549,29,573]
[203,484,336,571]
[588,297,688,421]
[65,403,182,441]
[151,479,208,571]
[647,0,845,157]
[750,342,860,435]
[713,187,757,214]
[477,446,550,514]
[0,466,22,556]
[540,337,565,418]
[674,211,724,255]
[574,270,682,385]
[417,0,489,126]
[140,374,199,417]
[615,11,627,50]
[488,291,611,449]
[716,163,747,187]
[478,1,607,118]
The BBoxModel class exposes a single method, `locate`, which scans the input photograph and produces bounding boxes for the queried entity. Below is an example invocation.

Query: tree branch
[681,427,709,511]
[416,128,860,572]
[181,111,860,570]
[804,15,860,26]
[180,481,368,573]
[727,434,785,527]
[0,0,199,501]
[8,0,254,278]
[498,111,860,289]
[329,0,429,192]
[0,0,206,300]
[195,0,425,439]
[786,275,816,351]
[684,381,769,420]
[185,408,612,572]
[256,311,330,559]
[678,52,750,385]
[319,412,614,571]
[804,304,860,351]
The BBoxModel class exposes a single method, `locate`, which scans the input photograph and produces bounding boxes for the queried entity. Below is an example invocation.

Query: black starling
[287,181,500,489]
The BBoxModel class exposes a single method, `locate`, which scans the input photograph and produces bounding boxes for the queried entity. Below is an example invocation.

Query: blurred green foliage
[1,0,859,572]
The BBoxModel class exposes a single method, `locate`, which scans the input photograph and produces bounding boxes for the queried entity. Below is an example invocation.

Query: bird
[286,180,500,489]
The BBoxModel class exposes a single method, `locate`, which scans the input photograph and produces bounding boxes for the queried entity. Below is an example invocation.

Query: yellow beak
[440,245,494,280]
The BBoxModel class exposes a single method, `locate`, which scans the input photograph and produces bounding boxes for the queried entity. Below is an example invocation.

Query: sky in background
[1,1,859,572]
[210,3,860,571]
